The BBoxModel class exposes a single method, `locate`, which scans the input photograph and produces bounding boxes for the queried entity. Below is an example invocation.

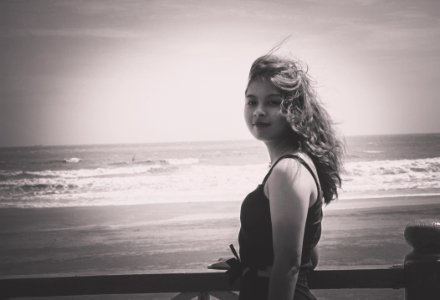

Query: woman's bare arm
[265,159,316,300]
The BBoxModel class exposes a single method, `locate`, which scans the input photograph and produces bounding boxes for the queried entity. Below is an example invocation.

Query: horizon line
[1,131,439,149]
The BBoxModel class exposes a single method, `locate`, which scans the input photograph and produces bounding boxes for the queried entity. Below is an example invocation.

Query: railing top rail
[0,265,405,298]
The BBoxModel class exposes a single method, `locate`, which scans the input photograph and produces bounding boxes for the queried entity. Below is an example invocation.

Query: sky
[1,0,439,147]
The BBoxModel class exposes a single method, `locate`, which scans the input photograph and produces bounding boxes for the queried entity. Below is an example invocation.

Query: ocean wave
[363,150,383,154]
[0,157,202,206]
[344,157,440,176]
[110,159,166,166]
[110,158,199,166]
[1,156,438,208]
[0,171,57,181]
[0,181,80,199]
[1,157,200,181]
[166,158,199,165]
[64,157,81,163]
[18,183,79,192]
[342,157,440,193]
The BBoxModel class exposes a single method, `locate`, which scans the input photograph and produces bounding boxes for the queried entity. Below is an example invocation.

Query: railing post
[404,219,440,300]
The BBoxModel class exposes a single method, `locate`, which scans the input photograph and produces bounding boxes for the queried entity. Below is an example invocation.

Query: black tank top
[238,154,323,272]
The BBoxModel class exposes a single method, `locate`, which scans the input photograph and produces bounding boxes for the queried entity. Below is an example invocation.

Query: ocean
[0,133,439,208]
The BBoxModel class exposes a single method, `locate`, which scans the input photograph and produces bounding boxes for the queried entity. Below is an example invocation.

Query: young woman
[238,54,344,300]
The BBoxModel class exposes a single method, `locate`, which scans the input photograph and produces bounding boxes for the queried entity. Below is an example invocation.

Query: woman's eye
[269,99,281,105]
[247,99,256,106]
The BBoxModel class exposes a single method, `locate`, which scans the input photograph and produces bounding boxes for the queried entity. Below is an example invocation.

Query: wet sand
[1,195,439,299]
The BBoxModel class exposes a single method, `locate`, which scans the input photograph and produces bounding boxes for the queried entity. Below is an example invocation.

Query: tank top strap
[262,154,322,202]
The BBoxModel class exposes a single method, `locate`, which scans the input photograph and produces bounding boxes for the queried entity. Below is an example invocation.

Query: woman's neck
[264,138,300,165]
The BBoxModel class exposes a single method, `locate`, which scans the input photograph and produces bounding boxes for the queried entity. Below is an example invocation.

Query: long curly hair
[247,54,344,204]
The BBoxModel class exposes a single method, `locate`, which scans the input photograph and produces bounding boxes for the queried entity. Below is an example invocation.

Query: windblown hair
[248,54,344,204]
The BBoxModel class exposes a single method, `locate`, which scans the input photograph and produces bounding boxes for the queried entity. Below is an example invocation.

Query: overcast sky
[1,0,439,147]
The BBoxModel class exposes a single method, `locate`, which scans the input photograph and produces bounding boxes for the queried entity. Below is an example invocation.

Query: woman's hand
[208,257,233,270]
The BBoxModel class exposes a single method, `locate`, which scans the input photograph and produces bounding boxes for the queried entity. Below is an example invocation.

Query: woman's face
[244,77,292,142]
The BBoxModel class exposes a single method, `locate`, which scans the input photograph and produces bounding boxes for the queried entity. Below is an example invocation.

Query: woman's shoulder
[295,152,319,176]
[270,155,301,176]
[272,152,315,173]
[265,153,315,186]
[265,153,319,201]
[272,154,315,179]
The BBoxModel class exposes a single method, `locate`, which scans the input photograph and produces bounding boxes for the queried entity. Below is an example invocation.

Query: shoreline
[1,192,439,211]
[325,193,440,210]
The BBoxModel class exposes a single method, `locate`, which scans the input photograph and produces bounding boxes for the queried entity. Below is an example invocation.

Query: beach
[1,195,439,299]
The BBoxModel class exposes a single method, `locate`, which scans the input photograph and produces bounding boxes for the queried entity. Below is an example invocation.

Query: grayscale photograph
[1,1,439,299]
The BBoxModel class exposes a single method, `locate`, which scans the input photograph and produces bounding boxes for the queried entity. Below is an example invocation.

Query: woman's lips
[253,122,270,127]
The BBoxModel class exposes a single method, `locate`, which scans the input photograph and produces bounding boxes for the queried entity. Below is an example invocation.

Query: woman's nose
[253,107,266,117]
